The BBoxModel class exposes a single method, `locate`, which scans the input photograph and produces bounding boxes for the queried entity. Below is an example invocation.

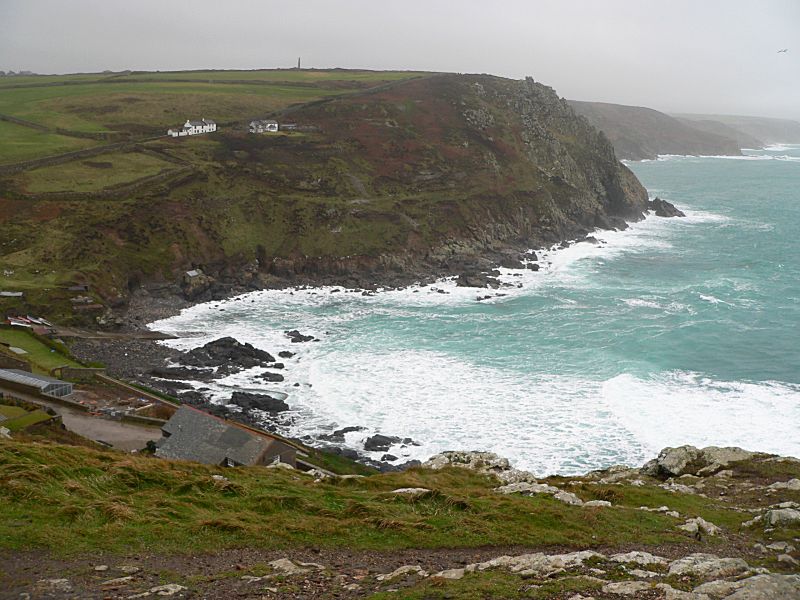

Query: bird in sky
[777,48,788,53]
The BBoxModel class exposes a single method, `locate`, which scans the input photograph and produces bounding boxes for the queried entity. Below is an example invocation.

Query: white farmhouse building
[168,118,217,137]
[249,119,279,134]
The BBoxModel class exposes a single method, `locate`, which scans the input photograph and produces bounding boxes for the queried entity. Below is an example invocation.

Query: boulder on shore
[179,337,276,370]
[229,391,289,412]
[641,445,759,478]
[648,197,686,217]
[285,330,317,343]
[364,434,401,452]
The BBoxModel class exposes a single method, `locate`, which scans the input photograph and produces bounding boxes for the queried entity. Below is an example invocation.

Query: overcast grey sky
[1,0,798,119]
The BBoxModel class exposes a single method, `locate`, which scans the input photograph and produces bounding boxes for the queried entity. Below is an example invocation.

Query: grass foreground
[0,439,767,557]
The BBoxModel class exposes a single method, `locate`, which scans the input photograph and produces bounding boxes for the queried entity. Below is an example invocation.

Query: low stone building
[249,119,279,134]
[155,405,297,467]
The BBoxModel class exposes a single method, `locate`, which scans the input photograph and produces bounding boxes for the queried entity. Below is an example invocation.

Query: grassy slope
[0,329,82,373]
[0,440,746,557]
[0,120,97,164]
[20,151,175,193]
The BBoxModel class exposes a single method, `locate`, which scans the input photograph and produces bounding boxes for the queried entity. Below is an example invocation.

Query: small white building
[168,118,217,137]
[249,119,279,134]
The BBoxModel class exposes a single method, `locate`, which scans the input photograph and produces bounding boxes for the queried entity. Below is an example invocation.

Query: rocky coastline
[71,199,687,472]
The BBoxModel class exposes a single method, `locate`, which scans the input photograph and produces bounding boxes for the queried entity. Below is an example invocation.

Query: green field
[0,70,426,140]
[0,407,51,431]
[21,151,176,193]
[0,120,96,164]
[0,329,82,374]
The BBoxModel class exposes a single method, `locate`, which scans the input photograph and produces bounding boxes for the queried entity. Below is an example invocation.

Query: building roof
[0,369,68,389]
[187,120,205,126]
[155,405,291,466]
[203,119,216,125]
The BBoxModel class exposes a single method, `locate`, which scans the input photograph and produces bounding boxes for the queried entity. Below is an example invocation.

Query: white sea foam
[763,143,800,151]
[148,198,800,474]
[604,373,800,459]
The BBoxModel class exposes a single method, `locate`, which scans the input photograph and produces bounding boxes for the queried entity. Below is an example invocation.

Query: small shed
[0,369,73,397]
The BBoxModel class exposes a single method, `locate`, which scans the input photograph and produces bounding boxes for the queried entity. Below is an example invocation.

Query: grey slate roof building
[0,369,73,397]
[155,405,297,467]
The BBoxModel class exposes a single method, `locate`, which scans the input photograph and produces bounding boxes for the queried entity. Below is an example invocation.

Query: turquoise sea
[152,145,800,475]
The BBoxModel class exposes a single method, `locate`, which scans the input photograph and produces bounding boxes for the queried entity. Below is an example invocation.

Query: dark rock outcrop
[285,330,317,343]
[648,197,685,218]
[150,366,215,382]
[364,434,401,452]
[229,391,289,413]
[258,371,285,383]
[179,337,276,371]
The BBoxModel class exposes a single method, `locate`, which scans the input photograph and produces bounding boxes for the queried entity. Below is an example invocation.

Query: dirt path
[0,542,704,600]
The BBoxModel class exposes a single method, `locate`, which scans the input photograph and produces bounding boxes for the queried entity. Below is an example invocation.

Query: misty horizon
[1,0,799,121]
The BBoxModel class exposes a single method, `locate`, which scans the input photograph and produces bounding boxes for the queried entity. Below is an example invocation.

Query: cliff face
[2,74,649,315]
[207,74,648,283]
[569,100,744,160]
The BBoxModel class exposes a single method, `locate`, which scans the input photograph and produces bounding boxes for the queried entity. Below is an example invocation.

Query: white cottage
[249,119,279,134]
[168,118,217,137]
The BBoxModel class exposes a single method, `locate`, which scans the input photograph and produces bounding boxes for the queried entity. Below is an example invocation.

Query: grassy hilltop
[0,68,645,323]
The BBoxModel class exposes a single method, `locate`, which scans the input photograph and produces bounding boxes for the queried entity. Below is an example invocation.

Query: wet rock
[258,371,285,382]
[229,391,289,412]
[381,454,398,462]
[278,350,296,359]
[318,426,366,443]
[455,270,500,288]
[180,337,276,370]
[150,366,214,381]
[364,434,401,452]
[648,197,686,217]
[285,330,317,343]
[173,391,202,408]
